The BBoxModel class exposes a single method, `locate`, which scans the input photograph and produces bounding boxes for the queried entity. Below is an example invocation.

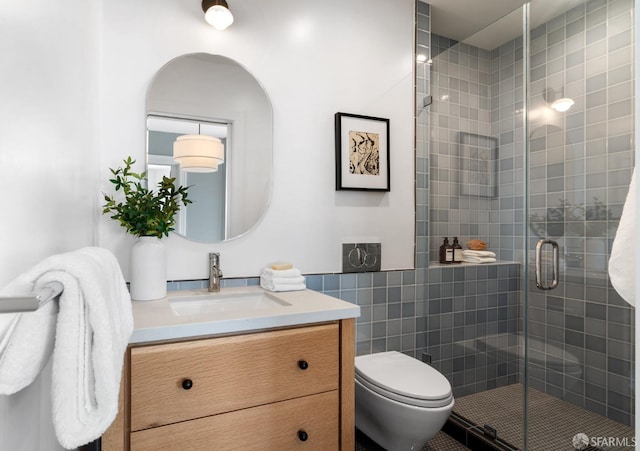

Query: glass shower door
[426,3,529,449]
[524,0,636,449]
[425,0,636,448]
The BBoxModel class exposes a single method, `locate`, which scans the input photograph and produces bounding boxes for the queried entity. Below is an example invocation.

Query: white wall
[0,0,101,449]
[100,0,416,279]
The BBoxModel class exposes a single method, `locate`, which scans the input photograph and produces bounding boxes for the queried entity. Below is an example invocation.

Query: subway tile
[388,286,401,302]
[586,6,607,28]
[586,72,606,92]
[607,356,632,377]
[608,64,632,86]
[567,18,585,38]
[608,99,632,120]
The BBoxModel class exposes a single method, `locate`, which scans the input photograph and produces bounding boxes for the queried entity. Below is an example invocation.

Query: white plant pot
[129,236,167,301]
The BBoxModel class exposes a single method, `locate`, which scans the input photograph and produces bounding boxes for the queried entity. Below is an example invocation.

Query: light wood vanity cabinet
[103,319,355,451]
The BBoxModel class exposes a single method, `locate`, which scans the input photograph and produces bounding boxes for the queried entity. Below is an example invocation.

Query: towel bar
[0,281,63,314]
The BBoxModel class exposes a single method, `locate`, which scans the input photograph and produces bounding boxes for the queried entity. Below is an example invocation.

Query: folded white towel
[462,250,497,258]
[260,279,306,292]
[0,247,133,449]
[261,267,302,278]
[462,256,497,264]
[609,168,636,307]
[260,275,307,285]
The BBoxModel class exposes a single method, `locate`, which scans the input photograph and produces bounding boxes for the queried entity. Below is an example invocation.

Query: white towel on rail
[0,247,133,449]
[609,168,636,307]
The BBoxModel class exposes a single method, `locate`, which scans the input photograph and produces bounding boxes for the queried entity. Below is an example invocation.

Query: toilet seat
[355,351,453,409]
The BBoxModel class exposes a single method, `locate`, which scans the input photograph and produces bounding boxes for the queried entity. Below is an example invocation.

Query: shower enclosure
[419,0,636,448]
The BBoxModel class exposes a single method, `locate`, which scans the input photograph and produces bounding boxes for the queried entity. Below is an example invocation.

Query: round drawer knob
[181,379,193,390]
[298,360,309,370]
[298,430,309,442]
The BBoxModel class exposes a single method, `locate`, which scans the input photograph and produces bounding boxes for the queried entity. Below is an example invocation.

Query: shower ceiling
[428,0,588,49]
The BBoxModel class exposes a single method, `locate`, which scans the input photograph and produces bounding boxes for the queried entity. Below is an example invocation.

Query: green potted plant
[103,156,191,300]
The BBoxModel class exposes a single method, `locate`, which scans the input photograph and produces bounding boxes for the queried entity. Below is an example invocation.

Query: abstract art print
[335,112,390,191]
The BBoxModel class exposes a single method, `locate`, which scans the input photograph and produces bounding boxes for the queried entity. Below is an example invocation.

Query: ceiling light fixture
[550,97,574,113]
[202,0,234,30]
[173,135,224,173]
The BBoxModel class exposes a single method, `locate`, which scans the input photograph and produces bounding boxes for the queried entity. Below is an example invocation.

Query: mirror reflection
[146,53,273,243]
[147,116,229,242]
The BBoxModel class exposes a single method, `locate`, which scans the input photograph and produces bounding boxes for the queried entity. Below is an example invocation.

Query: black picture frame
[335,112,390,191]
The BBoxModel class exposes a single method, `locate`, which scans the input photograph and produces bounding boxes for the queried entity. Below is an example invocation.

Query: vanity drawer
[130,323,339,431]
[130,390,339,450]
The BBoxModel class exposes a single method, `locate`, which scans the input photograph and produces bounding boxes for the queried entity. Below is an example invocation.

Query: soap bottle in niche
[439,237,453,264]
[452,237,463,264]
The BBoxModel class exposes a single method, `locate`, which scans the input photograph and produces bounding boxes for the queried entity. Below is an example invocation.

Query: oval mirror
[146,53,273,242]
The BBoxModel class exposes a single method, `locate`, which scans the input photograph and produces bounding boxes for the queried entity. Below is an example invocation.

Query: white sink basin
[169,290,291,317]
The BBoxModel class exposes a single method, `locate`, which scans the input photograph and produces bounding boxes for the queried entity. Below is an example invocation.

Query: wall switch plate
[342,243,381,273]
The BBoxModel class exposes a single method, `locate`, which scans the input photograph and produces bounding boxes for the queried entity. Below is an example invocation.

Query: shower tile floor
[355,428,470,451]
[454,383,635,451]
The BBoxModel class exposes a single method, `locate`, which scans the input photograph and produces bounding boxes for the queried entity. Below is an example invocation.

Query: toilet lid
[355,351,452,405]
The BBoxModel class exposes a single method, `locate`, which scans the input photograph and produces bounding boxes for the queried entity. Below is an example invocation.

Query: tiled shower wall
[429,34,526,262]
[429,35,505,261]
[525,0,635,426]
[427,0,635,426]
[418,1,522,396]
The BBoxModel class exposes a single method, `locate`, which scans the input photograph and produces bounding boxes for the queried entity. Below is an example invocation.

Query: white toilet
[355,351,454,451]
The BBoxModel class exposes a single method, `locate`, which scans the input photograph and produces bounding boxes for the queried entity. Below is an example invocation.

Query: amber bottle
[439,237,453,264]
[452,237,463,264]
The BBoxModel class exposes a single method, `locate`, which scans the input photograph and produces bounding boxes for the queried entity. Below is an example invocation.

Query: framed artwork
[458,132,498,198]
[335,112,390,191]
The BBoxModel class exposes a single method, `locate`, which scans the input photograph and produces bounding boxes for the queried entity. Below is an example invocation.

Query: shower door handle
[535,239,559,290]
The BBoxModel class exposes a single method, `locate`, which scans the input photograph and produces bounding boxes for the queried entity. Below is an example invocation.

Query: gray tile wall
[525,0,635,426]
[416,0,431,270]
[427,0,635,426]
[426,3,524,397]
[429,31,527,264]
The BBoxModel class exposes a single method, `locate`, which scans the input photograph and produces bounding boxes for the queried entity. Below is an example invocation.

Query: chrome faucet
[208,252,223,292]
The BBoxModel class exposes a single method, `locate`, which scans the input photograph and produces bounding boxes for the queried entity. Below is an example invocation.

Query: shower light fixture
[550,97,574,113]
[202,0,234,31]
[173,134,225,173]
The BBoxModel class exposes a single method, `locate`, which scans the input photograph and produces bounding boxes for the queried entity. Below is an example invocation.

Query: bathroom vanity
[101,287,359,451]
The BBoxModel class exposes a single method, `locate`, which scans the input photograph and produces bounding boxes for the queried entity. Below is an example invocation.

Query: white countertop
[130,286,361,343]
